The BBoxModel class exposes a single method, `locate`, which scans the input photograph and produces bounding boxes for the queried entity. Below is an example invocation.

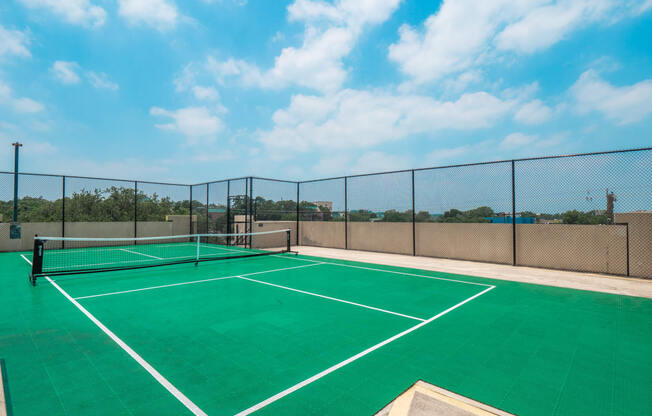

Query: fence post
[512,160,516,266]
[226,180,231,245]
[412,170,416,256]
[206,183,209,234]
[296,182,300,246]
[344,176,348,250]
[249,177,254,249]
[134,181,138,241]
[189,185,193,235]
[62,176,66,249]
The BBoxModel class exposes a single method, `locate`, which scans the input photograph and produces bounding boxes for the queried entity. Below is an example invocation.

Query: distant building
[208,208,226,221]
[312,201,333,211]
[486,215,535,224]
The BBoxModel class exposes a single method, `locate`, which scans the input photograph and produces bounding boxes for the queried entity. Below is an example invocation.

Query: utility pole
[606,188,616,224]
[11,142,22,239]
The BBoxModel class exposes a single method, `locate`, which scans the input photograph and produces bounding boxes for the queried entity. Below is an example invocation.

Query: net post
[30,235,44,286]
[286,229,291,253]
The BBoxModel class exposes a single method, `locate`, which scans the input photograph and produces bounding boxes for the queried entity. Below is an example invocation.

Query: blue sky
[0,0,651,184]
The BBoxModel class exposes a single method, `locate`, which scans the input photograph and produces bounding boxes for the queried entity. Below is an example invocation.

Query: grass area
[1,248,651,415]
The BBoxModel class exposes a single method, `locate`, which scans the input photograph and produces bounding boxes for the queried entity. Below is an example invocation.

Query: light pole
[11,142,22,239]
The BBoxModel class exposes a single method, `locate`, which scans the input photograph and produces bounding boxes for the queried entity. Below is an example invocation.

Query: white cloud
[52,62,119,90]
[500,132,537,149]
[52,61,81,84]
[259,88,512,156]
[18,0,106,28]
[351,151,411,174]
[494,1,612,54]
[0,25,30,58]
[514,99,552,125]
[570,69,652,124]
[118,0,179,30]
[388,0,650,86]
[0,81,44,113]
[87,72,119,90]
[425,141,494,166]
[150,106,224,143]
[192,86,219,101]
[206,0,401,93]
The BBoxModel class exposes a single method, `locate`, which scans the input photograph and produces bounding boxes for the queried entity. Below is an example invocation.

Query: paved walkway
[296,246,652,298]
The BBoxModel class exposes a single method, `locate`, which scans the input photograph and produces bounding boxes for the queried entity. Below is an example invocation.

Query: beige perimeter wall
[516,224,628,275]
[615,212,652,278]
[297,221,644,277]
[416,223,513,264]
[251,221,297,248]
[0,219,191,252]
[348,222,413,255]
[299,221,346,249]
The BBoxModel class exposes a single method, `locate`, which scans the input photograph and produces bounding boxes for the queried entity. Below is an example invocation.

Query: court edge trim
[234,284,496,416]
[20,255,208,416]
[278,255,493,287]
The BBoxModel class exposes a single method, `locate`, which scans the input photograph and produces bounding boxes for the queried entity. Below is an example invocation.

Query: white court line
[74,262,325,300]
[75,276,236,300]
[276,255,493,287]
[238,276,425,322]
[118,248,163,260]
[235,284,496,416]
[19,255,207,416]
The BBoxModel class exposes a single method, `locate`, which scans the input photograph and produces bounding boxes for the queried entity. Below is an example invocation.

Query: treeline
[1,187,609,225]
[0,187,191,222]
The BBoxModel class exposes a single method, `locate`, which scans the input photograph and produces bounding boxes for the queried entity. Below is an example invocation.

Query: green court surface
[1,249,651,415]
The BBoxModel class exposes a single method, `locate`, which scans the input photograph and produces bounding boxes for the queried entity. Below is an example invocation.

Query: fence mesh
[0,173,16,245]
[136,182,190,237]
[1,148,650,278]
[515,151,651,275]
[191,184,208,234]
[64,177,135,238]
[208,181,228,234]
[298,178,346,248]
[347,171,413,254]
[414,162,513,264]
[252,178,298,245]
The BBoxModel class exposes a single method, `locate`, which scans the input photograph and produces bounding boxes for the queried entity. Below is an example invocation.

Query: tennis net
[30,229,292,284]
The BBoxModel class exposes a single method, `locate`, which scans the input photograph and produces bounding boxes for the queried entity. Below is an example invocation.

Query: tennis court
[1,234,651,415]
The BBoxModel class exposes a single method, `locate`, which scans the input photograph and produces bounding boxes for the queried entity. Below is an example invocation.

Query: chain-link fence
[1,148,650,277]
[296,148,651,278]
[298,178,346,249]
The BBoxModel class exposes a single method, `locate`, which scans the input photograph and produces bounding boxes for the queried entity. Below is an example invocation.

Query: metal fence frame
[2,147,650,277]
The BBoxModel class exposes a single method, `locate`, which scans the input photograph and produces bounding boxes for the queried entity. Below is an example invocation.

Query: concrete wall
[136,221,175,238]
[299,221,346,249]
[297,220,643,277]
[348,222,413,255]
[416,223,513,264]
[251,221,297,248]
[615,212,652,279]
[516,224,628,275]
[0,218,193,252]
[0,222,62,251]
